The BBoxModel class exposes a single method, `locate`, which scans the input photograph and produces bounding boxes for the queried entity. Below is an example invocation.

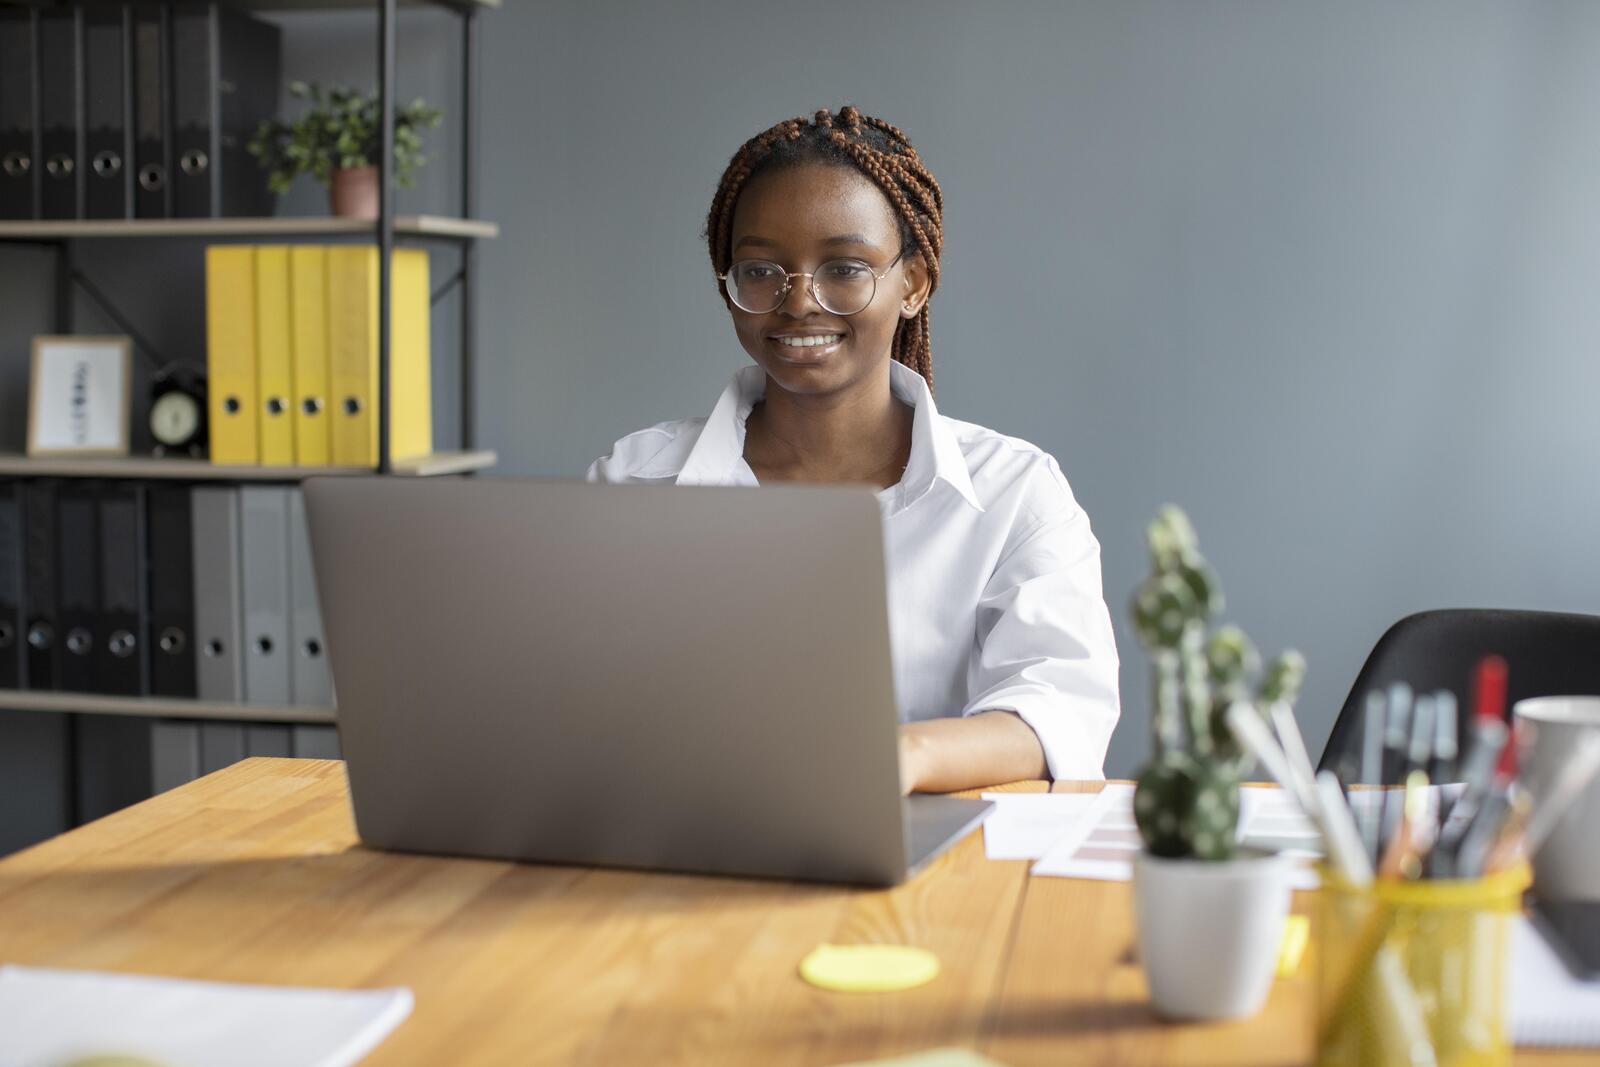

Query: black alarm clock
[149,364,208,458]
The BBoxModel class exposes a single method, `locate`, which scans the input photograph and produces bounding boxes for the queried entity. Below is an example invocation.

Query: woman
[588,107,1120,793]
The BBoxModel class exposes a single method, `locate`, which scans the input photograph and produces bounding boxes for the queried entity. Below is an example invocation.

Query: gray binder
[192,487,244,770]
[291,724,340,760]
[287,489,332,707]
[150,719,201,792]
[192,486,243,701]
[240,486,290,705]
[245,724,290,757]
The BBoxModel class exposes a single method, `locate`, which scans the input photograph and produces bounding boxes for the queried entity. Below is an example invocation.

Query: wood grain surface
[0,760,1584,1066]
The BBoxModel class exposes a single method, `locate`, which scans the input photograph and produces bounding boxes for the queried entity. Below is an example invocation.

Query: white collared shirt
[586,361,1121,780]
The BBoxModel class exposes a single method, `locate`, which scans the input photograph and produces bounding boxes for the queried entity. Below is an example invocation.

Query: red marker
[1474,655,1507,725]
[1433,655,1513,877]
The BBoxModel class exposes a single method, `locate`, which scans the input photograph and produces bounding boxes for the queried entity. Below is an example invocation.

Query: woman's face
[725,163,929,398]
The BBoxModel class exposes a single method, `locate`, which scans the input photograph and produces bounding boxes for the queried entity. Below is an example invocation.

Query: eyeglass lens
[726,260,880,315]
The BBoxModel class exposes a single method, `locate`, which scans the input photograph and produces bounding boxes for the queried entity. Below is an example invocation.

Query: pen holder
[1315,864,1529,1067]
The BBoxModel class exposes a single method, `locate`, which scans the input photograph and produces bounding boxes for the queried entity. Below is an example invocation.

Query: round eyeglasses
[718,250,904,316]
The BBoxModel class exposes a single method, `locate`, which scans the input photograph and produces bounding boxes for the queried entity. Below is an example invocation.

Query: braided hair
[705,106,944,391]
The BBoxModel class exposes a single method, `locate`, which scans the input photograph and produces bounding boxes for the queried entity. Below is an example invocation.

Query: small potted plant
[1128,505,1307,1021]
[248,81,442,219]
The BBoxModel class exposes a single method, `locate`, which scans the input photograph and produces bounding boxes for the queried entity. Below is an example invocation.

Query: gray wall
[4,2,1599,796]
[474,0,1600,777]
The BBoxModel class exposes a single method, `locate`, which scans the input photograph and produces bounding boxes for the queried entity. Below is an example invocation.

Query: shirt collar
[659,361,984,514]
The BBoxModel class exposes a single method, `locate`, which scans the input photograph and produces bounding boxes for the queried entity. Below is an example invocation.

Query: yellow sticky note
[799,944,940,993]
[1278,914,1310,977]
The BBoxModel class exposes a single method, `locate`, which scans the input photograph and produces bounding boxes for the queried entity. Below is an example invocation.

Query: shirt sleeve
[585,425,684,484]
[962,459,1121,781]
[585,437,644,483]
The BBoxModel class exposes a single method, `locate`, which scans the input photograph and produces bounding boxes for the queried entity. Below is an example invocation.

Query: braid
[704,106,944,392]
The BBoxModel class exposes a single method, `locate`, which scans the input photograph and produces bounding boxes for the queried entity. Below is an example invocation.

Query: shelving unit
[0,0,492,475]
[0,449,497,480]
[0,0,495,811]
[0,215,499,241]
[227,0,498,11]
[0,690,334,725]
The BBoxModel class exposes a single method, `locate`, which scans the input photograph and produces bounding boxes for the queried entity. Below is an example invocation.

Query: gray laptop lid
[304,477,945,886]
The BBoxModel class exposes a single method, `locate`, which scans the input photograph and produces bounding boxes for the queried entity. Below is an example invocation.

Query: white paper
[1511,915,1600,1048]
[1030,783,1140,881]
[979,792,1102,860]
[1238,787,1324,857]
[1031,784,1319,889]
[0,966,413,1067]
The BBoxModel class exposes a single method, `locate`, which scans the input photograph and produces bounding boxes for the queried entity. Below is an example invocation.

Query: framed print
[27,335,133,457]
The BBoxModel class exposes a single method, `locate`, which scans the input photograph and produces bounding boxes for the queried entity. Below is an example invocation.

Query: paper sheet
[1030,784,1321,889]
[979,792,1102,861]
[0,966,413,1067]
[1511,915,1600,1048]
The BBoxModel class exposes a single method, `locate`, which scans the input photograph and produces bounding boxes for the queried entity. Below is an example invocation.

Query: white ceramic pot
[1513,695,1600,902]
[1133,848,1291,1021]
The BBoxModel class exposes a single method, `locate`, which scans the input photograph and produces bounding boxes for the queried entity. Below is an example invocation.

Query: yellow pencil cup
[1315,864,1530,1067]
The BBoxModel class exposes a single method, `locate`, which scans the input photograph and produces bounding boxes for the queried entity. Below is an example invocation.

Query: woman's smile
[768,330,846,363]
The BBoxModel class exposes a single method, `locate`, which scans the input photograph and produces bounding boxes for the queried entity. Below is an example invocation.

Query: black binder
[131,3,168,218]
[147,485,196,697]
[57,483,99,693]
[172,4,280,218]
[22,481,59,691]
[0,481,22,689]
[0,6,38,221]
[37,7,82,221]
[83,4,132,220]
[96,483,147,696]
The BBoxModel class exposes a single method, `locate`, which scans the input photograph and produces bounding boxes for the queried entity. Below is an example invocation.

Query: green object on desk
[1129,504,1308,861]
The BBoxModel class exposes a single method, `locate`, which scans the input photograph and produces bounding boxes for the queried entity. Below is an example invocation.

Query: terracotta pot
[329,165,379,219]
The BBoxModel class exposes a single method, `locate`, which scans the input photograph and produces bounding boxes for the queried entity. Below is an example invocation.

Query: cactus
[1129,506,1306,861]
[1133,753,1242,860]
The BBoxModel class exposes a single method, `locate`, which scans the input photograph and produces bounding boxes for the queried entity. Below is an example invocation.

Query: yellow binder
[390,249,433,463]
[205,245,258,465]
[327,246,432,467]
[254,245,294,466]
[289,245,330,466]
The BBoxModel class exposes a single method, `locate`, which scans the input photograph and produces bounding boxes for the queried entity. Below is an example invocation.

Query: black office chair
[1317,608,1600,776]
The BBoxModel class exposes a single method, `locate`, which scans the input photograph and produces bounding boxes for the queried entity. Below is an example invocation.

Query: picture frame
[27,335,133,458]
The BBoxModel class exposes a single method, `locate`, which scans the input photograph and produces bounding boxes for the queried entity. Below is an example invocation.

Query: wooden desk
[0,759,1584,1066]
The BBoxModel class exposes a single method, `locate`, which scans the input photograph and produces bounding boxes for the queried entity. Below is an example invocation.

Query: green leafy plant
[247,81,442,195]
[1129,506,1307,860]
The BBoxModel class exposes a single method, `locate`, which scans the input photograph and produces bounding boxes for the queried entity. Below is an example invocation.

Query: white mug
[1513,695,1600,902]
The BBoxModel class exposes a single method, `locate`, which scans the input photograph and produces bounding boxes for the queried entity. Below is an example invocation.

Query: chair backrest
[1317,608,1600,776]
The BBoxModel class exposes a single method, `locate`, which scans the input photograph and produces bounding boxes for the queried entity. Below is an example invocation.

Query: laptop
[302,477,992,887]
